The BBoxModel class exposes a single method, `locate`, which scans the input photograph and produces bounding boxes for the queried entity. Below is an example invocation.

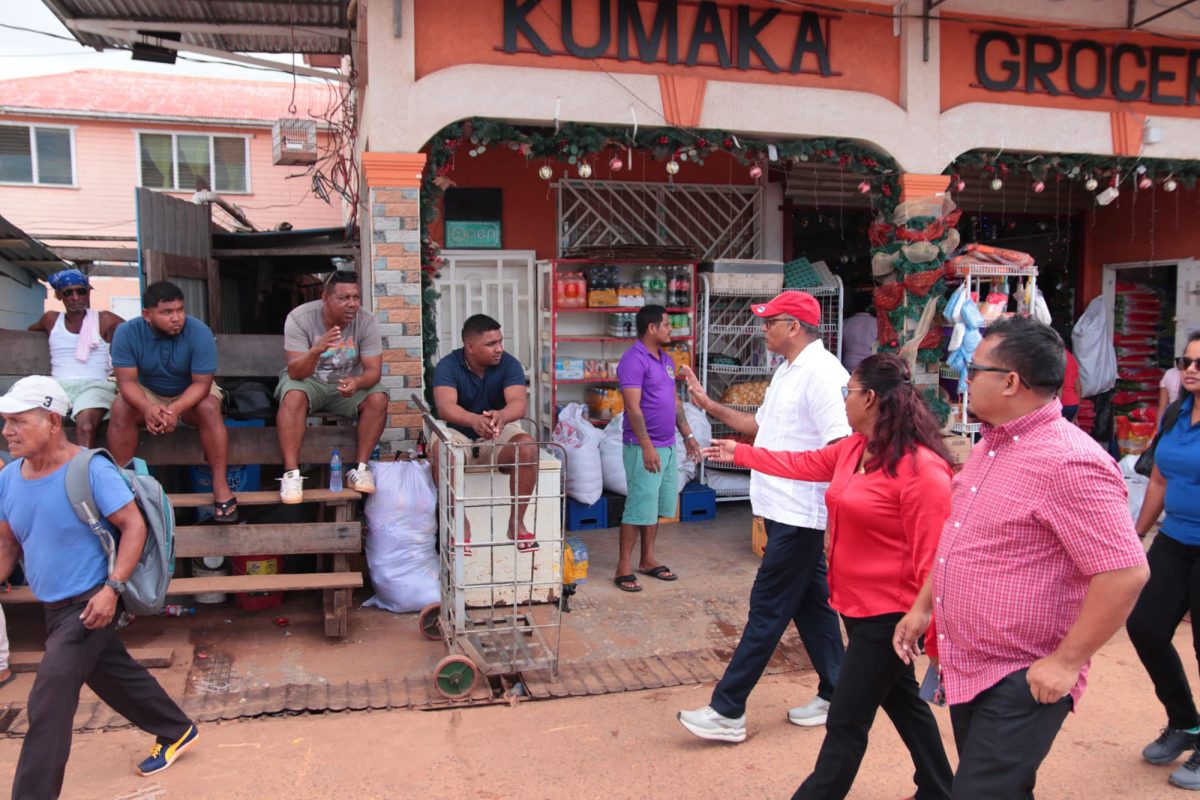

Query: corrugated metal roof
[42,0,350,55]
[0,215,67,280]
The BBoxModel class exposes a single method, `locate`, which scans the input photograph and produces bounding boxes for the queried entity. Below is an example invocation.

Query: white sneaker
[677,705,747,743]
[347,463,375,494]
[787,696,831,727]
[278,470,304,504]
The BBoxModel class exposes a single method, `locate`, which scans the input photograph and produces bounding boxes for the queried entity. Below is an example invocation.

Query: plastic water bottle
[162,605,195,617]
[329,449,343,492]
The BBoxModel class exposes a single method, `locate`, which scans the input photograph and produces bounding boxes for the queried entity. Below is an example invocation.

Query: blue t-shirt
[0,456,134,603]
[1158,393,1200,546]
[111,315,217,396]
[432,349,526,439]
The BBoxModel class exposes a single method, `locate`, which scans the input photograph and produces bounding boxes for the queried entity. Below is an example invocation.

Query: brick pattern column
[362,152,427,453]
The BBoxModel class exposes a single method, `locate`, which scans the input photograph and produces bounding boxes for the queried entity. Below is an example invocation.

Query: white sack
[1073,296,1118,397]
[553,403,604,505]
[361,460,440,613]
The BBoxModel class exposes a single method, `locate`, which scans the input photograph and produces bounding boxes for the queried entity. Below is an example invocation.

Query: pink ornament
[609,156,623,172]
[857,180,871,194]
[955,179,966,192]
[1032,180,1045,193]
[1138,176,1153,190]
[749,165,763,180]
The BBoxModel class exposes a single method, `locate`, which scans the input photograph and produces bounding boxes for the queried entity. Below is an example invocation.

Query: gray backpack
[65,449,175,616]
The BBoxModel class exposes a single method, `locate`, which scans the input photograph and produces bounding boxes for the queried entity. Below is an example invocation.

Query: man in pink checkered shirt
[894,316,1149,798]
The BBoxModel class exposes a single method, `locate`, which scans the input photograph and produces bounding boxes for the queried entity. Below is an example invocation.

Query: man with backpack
[0,376,197,798]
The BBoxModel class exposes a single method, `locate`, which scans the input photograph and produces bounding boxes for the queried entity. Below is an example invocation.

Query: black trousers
[710,519,844,718]
[1127,532,1200,730]
[949,670,1072,800]
[792,613,953,800]
[12,596,192,800]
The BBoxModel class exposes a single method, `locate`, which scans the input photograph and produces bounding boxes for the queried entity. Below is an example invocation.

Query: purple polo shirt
[617,340,677,448]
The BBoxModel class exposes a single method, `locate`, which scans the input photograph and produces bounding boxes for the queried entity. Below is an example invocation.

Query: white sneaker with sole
[347,463,375,494]
[677,705,747,743]
[278,470,304,504]
[787,696,831,727]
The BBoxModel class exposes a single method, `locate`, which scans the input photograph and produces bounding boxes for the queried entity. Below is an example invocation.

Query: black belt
[44,584,104,611]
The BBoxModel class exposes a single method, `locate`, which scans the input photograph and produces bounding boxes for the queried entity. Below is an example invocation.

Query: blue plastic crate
[566,496,608,531]
[680,481,716,523]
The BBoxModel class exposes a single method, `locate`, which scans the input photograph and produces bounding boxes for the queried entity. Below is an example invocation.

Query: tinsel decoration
[922,388,951,428]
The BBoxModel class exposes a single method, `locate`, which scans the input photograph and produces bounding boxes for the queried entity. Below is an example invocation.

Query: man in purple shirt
[614,305,701,592]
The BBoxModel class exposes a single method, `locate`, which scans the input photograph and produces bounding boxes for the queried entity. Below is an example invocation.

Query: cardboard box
[751,515,767,557]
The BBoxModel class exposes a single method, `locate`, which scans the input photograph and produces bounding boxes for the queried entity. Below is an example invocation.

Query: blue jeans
[710,519,845,718]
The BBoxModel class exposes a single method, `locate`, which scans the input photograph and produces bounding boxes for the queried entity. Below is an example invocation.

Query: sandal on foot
[614,574,642,593]
[637,565,678,582]
[515,532,539,553]
[213,496,239,524]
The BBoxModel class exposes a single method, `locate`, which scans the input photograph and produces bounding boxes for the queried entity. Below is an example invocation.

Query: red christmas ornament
[696,138,708,149]
[658,135,670,145]
[955,178,966,192]
[749,164,764,181]
[882,184,894,198]
[1138,175,1153,190]
[1032,180,1046,193]
[858,180,871,194]
[722,137,735,149]
[839,154,853,168]
[609,155,624,171]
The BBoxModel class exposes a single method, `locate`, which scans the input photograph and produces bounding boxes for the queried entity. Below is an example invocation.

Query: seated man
[108,281,237,522]
[431,314,538,553]
[27,269,124,447]
[276,270,386,503]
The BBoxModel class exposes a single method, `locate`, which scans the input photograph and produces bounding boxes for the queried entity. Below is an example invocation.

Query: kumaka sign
[414,0,901,103]
[942,20,1200,118]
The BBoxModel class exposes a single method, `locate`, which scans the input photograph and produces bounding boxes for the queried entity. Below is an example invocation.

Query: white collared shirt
[751,339,851,529]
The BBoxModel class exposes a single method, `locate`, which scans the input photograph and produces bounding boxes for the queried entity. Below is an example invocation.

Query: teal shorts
[622,443,677,525]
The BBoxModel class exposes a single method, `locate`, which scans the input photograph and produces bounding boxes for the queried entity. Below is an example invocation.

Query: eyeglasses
[762,317,795,329]
[840,386,869,399]
[1178,357,1200,371]
[59,287,88,297]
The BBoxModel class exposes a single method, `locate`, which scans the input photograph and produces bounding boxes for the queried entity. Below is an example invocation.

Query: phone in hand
[919,664,946,707]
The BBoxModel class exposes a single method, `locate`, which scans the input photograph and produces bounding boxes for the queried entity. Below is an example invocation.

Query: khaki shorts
[445,422,527,465]
[140,382,224,409]
[56,377,117,419]
[275,372,387,418]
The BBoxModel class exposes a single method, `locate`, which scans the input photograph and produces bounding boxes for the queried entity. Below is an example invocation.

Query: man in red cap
[678,291,849,742]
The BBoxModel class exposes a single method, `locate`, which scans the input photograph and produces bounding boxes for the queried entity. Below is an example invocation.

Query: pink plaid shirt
[931,399,1146,706]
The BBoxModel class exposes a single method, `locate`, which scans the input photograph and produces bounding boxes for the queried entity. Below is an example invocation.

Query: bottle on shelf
[641,265,668,306]
[329,449,343,492]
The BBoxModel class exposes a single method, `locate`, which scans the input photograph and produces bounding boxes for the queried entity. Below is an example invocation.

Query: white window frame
[134,130,252,195]
[0,122,78,188]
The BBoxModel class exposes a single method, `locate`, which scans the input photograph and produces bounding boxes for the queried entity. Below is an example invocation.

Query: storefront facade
[355,0,1200,449]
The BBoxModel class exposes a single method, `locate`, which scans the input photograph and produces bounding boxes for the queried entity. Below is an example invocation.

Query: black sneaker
[1170,750,1200,791]
[1144,727,1198,765]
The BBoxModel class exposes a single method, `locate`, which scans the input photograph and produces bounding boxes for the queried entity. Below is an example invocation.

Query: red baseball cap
[750,291,821,327]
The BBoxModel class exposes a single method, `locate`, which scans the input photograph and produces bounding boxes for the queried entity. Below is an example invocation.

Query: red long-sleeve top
[733,434,952,619]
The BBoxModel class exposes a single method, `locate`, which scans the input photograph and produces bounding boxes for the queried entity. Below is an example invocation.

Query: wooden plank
[212,244,359,258]
[170,488,361,508]
[206,258,221,333]
[173,522,361,558]
[8,647,176,674]
[167,573,362,594]
[0,332,283,379]
[50,246,139,263]
[135,425,356,466]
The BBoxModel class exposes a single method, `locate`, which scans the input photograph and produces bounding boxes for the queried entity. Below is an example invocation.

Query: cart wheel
[417,602,442,641]
[433,654,479,700]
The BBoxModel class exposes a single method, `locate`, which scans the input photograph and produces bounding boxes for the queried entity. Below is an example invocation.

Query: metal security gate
[556,179,763,260]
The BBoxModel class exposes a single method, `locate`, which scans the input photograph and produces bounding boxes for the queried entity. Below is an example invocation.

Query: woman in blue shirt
[1128,330,1200,792]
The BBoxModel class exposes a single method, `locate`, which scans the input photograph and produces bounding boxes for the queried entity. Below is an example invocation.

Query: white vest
[49,312,110,380]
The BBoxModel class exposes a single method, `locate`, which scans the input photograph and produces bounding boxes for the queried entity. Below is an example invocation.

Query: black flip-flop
[638,565,678,582]
[213,496,239,524]
[614,574,642,593]
[0,672,15,690]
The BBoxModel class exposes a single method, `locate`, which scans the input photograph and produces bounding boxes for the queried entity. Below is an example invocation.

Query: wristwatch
[104,578,127,595]
[683,433,696,441]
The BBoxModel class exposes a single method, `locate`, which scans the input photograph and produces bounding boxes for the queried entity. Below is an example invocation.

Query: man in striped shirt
[894,316,1148,798]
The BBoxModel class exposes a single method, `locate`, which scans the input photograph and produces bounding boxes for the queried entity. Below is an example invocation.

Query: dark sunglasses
[1179,357,1200,371]
[966,361,1030,388]
[59,287,88,297]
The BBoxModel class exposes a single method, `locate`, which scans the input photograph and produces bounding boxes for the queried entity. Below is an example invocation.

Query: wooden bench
[0,331,365,638]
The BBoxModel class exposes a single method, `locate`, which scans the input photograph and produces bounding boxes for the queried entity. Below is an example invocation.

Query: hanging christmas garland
[947,150,1200,194]
[417,117,904,379]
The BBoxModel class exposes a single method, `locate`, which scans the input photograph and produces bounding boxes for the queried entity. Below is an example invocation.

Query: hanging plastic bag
[361,460,439,613]
[1073,296,1117,397]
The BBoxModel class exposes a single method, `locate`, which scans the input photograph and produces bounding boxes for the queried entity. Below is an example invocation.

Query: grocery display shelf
[949,420,982,434]
[705,363,778,376]
[951,261,1039,278]
[707,284,839,298]
[553,307,692,314]
[708,323,764,336]
[556,335,691,343]
[702,459,751,472]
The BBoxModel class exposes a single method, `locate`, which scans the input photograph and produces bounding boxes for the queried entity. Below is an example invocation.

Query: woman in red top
[705,353,953,800]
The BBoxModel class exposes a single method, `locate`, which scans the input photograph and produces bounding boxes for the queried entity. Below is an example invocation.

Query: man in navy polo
[108,281,237,521]
[431,314,540,553]
[613,305,701,593]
